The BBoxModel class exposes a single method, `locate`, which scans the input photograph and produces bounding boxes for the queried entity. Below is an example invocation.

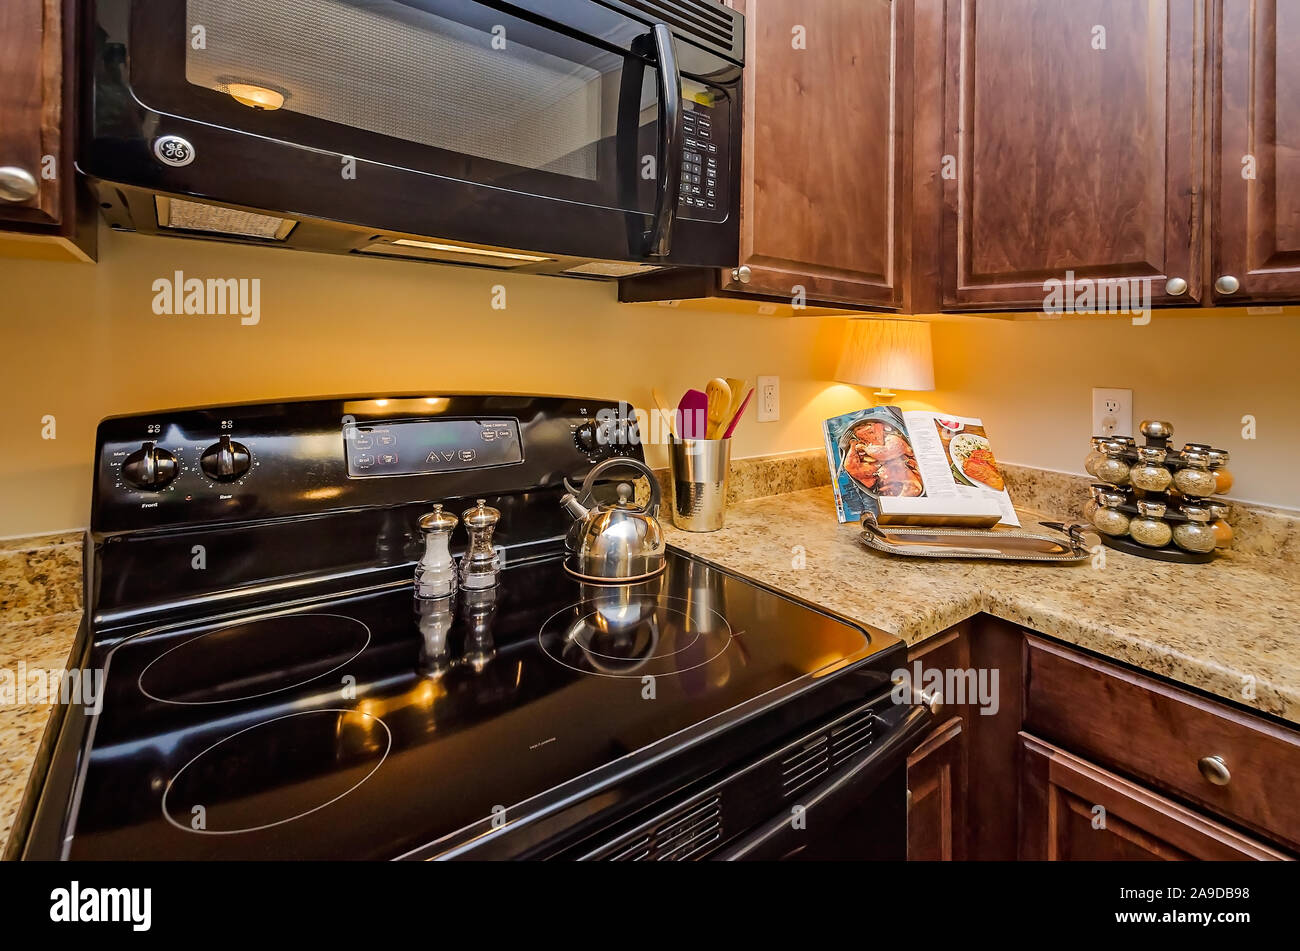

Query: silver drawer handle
[1215,275,1240,295]
[0,166,39,203]
[731,265,752,284]
[1197,754,1231,786]
[1165,276,1188,296]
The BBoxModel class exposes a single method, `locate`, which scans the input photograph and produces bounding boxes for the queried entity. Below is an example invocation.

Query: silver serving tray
[859,515,1097,563]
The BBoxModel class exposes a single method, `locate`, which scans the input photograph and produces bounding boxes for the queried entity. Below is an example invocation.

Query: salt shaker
[415,504,458,599]
[461,499,502,590]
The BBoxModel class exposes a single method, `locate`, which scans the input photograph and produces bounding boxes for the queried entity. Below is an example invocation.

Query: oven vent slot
[830,711,877,765]
[780,734,829,798]
[603,795,722,860]
[617,0,742,61]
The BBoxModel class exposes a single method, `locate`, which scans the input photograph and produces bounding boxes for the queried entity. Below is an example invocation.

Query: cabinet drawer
[1024,635,1300,851]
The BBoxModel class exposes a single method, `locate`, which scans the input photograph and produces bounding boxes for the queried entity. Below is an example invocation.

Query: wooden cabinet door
[907,717,967,861]
[941,0,1203,309]
[1018,734,1289,861]
[1212,0,1300,302]
[0,0,64,227]
[723,0,905,307]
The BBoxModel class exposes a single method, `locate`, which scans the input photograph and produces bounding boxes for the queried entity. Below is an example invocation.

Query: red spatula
[677,389,709,440]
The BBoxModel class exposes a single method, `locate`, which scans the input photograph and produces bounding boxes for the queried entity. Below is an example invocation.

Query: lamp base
[873,388,897,404]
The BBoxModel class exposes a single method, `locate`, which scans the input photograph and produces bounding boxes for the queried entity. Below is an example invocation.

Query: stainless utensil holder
[668,437,731,532]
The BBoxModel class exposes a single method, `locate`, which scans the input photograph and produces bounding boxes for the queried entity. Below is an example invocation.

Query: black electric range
[20,395,926,861]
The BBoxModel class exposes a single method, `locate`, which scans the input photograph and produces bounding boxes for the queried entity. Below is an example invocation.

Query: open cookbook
[822,407,1020,527]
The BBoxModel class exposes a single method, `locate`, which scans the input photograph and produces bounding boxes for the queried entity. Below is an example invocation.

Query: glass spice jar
[1206,448,1233,494]
[1173,450,1217,497]
[1091,491,1132,537]
[1206,500,1234,549]
[1130,446,1173,492]
[1094,440,1131,486]
[1172,504,1217,554]
[1084,437,1106,477]
[1130,500,1173,548]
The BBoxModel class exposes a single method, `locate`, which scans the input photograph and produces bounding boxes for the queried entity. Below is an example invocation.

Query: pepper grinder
[461,499,502,590]
[415,504,458,599]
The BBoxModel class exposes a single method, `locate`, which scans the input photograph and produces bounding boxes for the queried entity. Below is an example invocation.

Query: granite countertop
[0,532,83,857]
[664,486,1300,725]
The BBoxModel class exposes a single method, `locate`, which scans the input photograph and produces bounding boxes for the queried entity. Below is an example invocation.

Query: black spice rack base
[1101,533,1216,564]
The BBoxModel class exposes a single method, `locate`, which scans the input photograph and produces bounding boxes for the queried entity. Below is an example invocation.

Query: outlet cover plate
[1092,387,1133,438]
[757,375,780,422]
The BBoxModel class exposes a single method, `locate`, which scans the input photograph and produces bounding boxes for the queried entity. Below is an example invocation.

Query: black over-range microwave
[81,0,744,278]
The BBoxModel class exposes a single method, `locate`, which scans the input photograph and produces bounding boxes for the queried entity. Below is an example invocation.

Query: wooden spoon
[650,387,677,439]
[705,378,732,438]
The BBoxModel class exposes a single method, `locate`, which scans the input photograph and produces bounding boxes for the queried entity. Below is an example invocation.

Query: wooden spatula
[705,378,732,439]
[650,387,677,439]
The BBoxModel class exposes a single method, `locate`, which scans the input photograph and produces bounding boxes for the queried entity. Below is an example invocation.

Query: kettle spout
[560,493,590,522]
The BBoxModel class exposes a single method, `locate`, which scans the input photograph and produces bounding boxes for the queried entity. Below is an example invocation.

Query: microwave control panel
[677,87,730,222]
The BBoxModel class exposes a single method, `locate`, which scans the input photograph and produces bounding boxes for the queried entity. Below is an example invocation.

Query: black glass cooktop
[64,549,888,860]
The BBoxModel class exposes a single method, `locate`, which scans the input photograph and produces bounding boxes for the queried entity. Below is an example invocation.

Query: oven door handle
[647,23,683,258]
[714,701,934,861]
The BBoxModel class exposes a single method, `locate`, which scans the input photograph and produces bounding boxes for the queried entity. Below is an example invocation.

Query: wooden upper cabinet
[1213,0,1300,302]
[0,0,93,260]
[0,0,63,226]
[724,0,905,308]
[940,0,1203,309]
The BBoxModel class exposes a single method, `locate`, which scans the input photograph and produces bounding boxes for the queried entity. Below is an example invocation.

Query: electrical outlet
[756,376,780,422]
[1092,387,1133,438]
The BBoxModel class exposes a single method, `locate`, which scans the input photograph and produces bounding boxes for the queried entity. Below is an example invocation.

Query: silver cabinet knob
[1197,754,1231,786]
[1215,275,1241,295]
[1165,277,1188,296]
[731,265,752,285]
[0,166,39,203]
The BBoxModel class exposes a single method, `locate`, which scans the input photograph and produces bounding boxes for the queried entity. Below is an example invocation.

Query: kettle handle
[580,458,662,514]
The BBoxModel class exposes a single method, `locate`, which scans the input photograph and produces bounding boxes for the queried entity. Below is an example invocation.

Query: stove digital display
[343,418,522,477]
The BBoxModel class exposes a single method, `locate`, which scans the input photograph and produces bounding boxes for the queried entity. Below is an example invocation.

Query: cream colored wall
[925,315,1300,511]
[4,228,1297,536]
[0,228,862,536]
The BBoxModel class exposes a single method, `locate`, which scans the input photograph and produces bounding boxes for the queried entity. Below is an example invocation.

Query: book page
[903,411,1021,527]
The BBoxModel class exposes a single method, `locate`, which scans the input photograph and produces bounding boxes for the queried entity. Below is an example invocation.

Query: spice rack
[1084,420,1234,565]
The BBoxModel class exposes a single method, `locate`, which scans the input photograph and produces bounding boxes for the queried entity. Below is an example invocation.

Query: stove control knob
[574,420,602,455]
[121,441,179,490]
[200,435,252,482]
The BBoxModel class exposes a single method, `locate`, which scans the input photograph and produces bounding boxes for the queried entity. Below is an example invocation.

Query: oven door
[83,0,740,266]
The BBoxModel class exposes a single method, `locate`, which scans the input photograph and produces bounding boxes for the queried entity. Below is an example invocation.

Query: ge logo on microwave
[153,135,196,167]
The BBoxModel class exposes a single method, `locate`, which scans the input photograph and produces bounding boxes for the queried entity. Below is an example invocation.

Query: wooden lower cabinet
[904,620,1296,860]
[907,716,966,860]
[1018,734,1288,861]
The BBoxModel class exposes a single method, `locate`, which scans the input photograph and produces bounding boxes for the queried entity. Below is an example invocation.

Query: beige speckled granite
[0,532,83,624]
[0,531,84,857]
[660,449,1300,564]
[665,485,1300,725]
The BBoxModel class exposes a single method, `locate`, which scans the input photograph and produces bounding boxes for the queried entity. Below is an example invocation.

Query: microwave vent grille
[616,1,742,61]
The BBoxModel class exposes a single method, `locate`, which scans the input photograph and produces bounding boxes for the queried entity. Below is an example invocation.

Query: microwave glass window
[184,0,655,183]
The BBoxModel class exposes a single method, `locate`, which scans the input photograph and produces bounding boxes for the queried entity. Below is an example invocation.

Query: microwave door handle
[648,23,683,258]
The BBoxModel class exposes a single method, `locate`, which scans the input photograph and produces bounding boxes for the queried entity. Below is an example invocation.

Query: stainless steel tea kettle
[561,458,665,582]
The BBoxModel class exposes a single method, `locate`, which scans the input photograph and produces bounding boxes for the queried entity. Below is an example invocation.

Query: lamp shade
[835,318,935,392]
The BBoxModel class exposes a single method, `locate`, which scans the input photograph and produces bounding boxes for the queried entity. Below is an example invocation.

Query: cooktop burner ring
[538,594,733,679]
[161,709,391,836]
[567,607,702,661]
[137,613,372,706]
